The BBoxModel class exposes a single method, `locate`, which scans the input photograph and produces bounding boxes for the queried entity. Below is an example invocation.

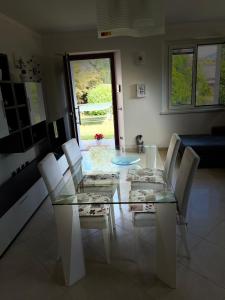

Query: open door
[114,51,126,152]
[64,52,125,151]
[63,53,78,140]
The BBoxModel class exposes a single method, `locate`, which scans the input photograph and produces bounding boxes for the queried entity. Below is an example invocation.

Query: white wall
[1,15,225,183]
[0,13,44,184]
[42,21,225,149]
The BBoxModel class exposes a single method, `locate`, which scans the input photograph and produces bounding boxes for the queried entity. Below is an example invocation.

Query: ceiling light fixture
[96,0,165,38]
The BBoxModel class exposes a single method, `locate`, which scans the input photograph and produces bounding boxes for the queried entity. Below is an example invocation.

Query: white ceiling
[0,0,225,33]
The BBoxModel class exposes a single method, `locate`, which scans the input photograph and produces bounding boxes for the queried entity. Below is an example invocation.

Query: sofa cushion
[179,134,225,168]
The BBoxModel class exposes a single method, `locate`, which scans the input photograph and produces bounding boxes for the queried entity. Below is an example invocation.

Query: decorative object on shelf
[94,133,104,145]
[136,134,144,153]
[14,55,41,82]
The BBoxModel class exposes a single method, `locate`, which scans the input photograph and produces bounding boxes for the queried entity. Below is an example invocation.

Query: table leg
[155,203,176,288]
[54,205,85,286]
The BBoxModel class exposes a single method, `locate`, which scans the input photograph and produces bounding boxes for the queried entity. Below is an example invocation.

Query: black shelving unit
[32,121,47,144]
[14,83,27,105]
[0,82,14,106]
[0,81,48,153]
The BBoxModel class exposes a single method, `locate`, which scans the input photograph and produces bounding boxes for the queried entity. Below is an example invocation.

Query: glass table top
[50,146,176,205]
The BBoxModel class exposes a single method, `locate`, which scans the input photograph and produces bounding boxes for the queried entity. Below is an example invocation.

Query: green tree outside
[171,54,213,105]
[171,54,193,105]
[73,58,111,105]
[219,46,225,104]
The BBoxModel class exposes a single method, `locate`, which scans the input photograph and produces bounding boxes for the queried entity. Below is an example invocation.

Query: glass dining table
[50,146,177,288]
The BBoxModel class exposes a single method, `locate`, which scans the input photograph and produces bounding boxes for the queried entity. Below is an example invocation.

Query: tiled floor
[1,166,225,299]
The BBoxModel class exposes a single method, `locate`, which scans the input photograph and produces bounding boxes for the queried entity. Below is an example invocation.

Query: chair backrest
[62,138,82,169]
[164,133,181,186]
[175,147,200,219]
[62,138,83,186]
[38,153,64,198]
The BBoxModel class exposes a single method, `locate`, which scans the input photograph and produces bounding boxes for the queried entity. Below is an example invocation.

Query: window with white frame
[168,42,225,110]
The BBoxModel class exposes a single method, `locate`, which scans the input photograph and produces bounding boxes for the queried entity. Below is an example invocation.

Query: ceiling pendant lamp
[96,0,165,38]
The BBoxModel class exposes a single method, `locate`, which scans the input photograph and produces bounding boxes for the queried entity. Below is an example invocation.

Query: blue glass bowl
[111,155,140,165]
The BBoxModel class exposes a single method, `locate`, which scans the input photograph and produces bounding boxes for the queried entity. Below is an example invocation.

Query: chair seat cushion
[79,204,110,216]
[77,193,110,216]
[129,189,156,212]
[130,203,156,213]
[81,173,119,186]
[127,168,164,184]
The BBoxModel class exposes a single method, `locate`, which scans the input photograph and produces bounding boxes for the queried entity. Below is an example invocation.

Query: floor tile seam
[188,219,225,245]
[2,242,39,264]
[18,229,56,248]
[114,226,155,248]
[188,228,215,240]
[21,243,57,279]
[206,218,225,235]
[183,235,206,253]
[135,280,159,300]
[175,228,207,258]
[178,259,225,291]
[5,253,53,283]
[176,229,205,250]
[200,233,225,251]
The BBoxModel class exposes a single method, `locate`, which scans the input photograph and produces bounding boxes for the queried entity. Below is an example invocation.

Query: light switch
[136,84,146,98]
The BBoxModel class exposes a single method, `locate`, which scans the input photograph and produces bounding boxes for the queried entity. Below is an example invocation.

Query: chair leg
[109,208,114,236]
[117,184,122,209]
[133,225,139,259]
[102,218,111,264]
[179,224,191,259]
[110,204,116,230]
[132,213,140,260]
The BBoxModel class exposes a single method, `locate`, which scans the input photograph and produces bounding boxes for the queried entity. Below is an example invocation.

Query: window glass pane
[196,45,220,106]
[219,44,225,104]
[171,50,193,106]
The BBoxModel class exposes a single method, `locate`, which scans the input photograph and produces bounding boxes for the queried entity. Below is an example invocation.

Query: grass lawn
[80,117,114,140]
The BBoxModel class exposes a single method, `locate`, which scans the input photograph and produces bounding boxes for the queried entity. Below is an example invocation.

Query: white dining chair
[131,147,200,258]
[128,133,181,188]
[38,152,112,264]
[62,138,120,227]
[62,138,83,186]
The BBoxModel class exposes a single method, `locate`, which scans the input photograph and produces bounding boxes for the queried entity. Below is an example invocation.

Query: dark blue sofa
[179,127,225,168]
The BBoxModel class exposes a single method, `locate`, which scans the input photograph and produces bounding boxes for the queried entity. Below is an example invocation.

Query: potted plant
[94,133,104,145]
